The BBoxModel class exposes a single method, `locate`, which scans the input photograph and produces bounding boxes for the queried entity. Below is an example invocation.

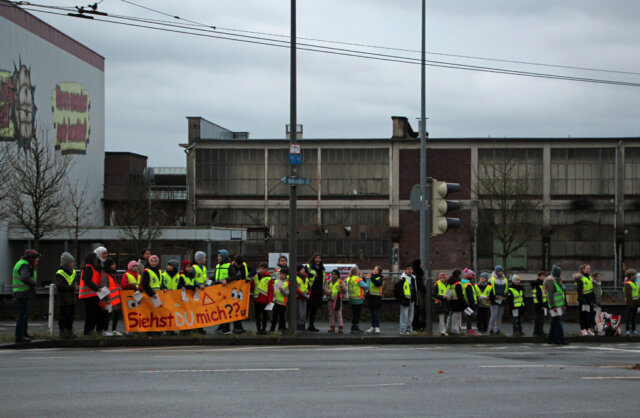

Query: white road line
[585,346,640,354]
[479,364,571,368]
[582,376,640,380]
[137,367,301,374]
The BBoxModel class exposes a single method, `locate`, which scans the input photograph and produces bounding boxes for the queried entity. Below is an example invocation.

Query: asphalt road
[2,343,639,417]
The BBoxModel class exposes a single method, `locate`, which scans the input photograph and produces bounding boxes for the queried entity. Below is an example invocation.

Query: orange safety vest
[99,273,121,308]
[79,265,100,299]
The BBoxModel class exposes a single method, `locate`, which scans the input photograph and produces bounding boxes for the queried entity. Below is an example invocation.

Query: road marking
[137,367,301,374]
[582,376,640,380]
[585,346,640,354]
[479,364,571,368]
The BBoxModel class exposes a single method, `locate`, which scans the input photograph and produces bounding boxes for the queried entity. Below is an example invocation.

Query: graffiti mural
[0,62,37,148]
[51,82,90,155]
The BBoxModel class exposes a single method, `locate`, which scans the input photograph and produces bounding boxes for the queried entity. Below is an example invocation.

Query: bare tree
[65,179,95,262]
[115,175,162,256]
[0,142,10,218]
[474,148,541,270]
[4,131,71,251]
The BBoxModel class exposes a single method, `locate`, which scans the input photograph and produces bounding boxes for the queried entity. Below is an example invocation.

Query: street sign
[410,184,424,212]
[281,176,309,185]
[289,153,302,165]
[289,143,301,154]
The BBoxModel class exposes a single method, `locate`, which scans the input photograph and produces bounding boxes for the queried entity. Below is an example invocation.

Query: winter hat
[167,259,179,271]
[494,265,504,273]
[181,260,192,271]
[148,255,159,263]
[463,268,475,279]
[127,260,138,271]
[195,251,207,263]
[94,246,107,261]
[480,272,490,280]
[438,272,447,280]
[551,265,562,278]
[24,249,40,259]
[60,252,74,266]
[511,274,521,283]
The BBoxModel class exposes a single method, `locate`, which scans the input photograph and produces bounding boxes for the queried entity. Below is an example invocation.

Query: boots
[338,326,344,334]
[329,325,335,333]
[351,325,363,334]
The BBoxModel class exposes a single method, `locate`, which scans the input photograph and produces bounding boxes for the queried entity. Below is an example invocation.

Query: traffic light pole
[287,0,298,334]
[425,177,433,334]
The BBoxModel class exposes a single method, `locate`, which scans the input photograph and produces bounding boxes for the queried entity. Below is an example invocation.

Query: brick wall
[399,148,471,200]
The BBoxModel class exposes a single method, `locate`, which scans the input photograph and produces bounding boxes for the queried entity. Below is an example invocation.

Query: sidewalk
[3,318,638,349]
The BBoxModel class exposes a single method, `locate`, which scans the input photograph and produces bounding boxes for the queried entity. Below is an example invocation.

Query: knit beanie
[167,259,179,271]
[24,249,40,259]
[463,268,475,279]
[127,260,138,271]
[494,265,504,273]
[148,255,159,264]
[551,265,562,278]
[60,252,74,266]
[480,272,490,280]
[195,251,206,263]
[181,260,192,271]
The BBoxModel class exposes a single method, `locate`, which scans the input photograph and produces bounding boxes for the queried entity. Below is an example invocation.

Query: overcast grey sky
[29,0,640,166]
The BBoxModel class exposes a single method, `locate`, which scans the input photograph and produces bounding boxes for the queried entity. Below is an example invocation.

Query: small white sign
[290,143,301,154]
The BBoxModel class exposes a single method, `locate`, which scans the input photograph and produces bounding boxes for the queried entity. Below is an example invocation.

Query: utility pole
[287,0,298,333]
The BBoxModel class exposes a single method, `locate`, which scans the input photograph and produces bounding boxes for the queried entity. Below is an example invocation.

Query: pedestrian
[178,260,196,292]
[324,269,346,333]
[488,265,508,335]
[137,248,151,275]
[193,251,209,287]
[274,255,288,275]
[270,267,289,332]
[141,254,163,296]
[214,249,232,335]
[55,252,76,339]
[462,268,479,335]
[295,264,310,332]
[79,251,104,336]
[398,264,416,335]
[365,265,384,334]
[592,272,603,330]
[623,270,639,336]
[162,260,181,291]
[507,274,526,336]
[347,266,369,334]
[531,271,547,337]
[545,265,568,345]
[99,258,122,336]
[411,259,427,331]
[447,269,465,336]
[576,264,596,336]
[306,253,325,332]
[13,249,40,343]
[224,254,250,334]
[121,260,141,290]
[433,272,450,336]
[94,246,108,264]
[475,272,492,334]
[253,262,273,335]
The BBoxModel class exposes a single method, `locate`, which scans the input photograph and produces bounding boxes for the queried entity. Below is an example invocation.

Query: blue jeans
[399,302,414,332]
[15,298,31,339]
[370,306,380,328]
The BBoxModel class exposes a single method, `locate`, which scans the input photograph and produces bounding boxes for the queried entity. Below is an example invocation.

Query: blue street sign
[289,153,302,165]
[281,176,309,186]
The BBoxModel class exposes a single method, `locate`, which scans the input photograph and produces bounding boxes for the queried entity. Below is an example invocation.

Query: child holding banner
[121,261,141,291]
[270,267,289,332]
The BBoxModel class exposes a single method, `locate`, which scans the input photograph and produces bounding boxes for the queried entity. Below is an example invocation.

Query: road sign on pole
[281,176,309,186]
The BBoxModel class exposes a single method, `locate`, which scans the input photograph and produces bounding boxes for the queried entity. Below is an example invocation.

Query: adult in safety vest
[576,264,596,336]
[55,252,77,339]
[193,251,209,287]
[623,269,640,336]
[365,265,384,334]
[99,258,123,337]
[214,250,230,285]
[544,265,568,345]
[507,275,526,336]
[531,271,547,337]
[13,249,40,343]
[79,251,105,336]
[162,260,181,290]
[306,253,325,332]
[347,266,369,335]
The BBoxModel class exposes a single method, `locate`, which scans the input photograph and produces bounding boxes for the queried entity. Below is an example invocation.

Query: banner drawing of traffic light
[432,180,461,236]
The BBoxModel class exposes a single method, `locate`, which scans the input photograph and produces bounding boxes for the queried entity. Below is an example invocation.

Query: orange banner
[121,282,250,332]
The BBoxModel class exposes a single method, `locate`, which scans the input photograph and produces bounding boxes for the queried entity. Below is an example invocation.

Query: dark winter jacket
[15,261,38,300]
[367,274,384,308]
[464,283,476,310]
[55,265,76,305]
[531,278,545,310]
[142,266,163,297]
[448,277,465,312]
[179,269,196,291]
[507,284,527,313]
[576,273,596,304]
[307,262,326,307]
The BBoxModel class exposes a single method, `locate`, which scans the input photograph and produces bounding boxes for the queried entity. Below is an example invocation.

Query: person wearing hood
[446,269,465,336]
[193,251,209,287]
[531,271,547,337]
[100,258,122,337]
[121,261,141,291]
[13,249,40,343]
[488,265,508,335]
[623,270,639,336]
[55,252,76,339]
[576,264,596,336]
[94,246,108,263]
[79,251,104,336]
[365,266,384,334]
[544,265,568,345]
[433,272,450,336]
[411,259,427,331]
[162,260,181,291]
[475,273,492,334]
[462,268,479,335]
[399,264,417,335]
[507,274,526,336]
[306,253,325,332]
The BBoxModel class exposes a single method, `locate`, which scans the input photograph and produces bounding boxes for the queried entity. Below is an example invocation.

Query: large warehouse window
[322,209,389,258]
[551,148,614,196]
[549,210,613,258]
[624,147,640,196]
[267,148,317,197]
[195,149,264,196]
[477,148,543,195]
[321,148,389,197]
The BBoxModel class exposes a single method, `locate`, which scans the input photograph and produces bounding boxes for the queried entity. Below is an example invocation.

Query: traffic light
[432,180,461,236]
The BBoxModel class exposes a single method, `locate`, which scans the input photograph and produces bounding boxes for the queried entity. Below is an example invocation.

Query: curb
[2,334,639,350]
